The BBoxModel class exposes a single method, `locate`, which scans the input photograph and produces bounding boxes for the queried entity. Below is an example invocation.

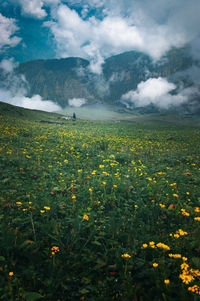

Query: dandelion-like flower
[51,246,60,255]
[83,214,89,221]
[164,279,170,285]
[121,253,131,259]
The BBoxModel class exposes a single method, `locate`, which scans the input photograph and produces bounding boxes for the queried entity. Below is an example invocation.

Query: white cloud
[0,13,21,51]
[43,0,200,71]
[0,58,18,73]
[18,0,60,19]
[0,88,61,112]
[121,77,189,109]
[0,57,61,112]
[68,98,86,107]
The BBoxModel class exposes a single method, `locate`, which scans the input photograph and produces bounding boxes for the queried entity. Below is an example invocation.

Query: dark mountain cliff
[17,47,194,108]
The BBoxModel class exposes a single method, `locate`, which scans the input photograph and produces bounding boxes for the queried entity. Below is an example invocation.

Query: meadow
[0,108,200,300]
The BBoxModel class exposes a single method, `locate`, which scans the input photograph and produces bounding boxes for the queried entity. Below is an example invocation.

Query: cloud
[44,0,200,69]
[121,77,190,109]
[0,58,18,73]
[68,98,86,107]
[0,58,61,112]
[0,89,61,111]
[0,13,21,51]
[18,0,60,19]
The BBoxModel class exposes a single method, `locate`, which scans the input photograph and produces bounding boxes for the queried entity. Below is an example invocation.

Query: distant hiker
[73,112,76,121]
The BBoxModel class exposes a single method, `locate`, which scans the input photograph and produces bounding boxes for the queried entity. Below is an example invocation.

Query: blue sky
[1,0,200,67]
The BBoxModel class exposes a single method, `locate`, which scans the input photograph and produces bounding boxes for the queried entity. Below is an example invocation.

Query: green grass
[0,103,200,300]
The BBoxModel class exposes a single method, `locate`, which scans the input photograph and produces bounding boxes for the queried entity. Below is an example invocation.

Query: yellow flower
[72,195,76,199]
[194,217,200,221]
[51,246,60,255]
[121,253,131,259]
[159,203,165,208]
[188,285,200,295]
[16,202,22,205]
[83,214,89,221]
[174,234,180,238]
[168,253,181,259]
[40,210,45,214]
[173,194,178,198]
[78,169,82,173]
[156,242,170,251]
[153,263,158,268]
[91,170,96,175]
[99,165,104,169]
[179,272,194,284]
[164,279,170,285]
[113,185,117,189]
[181,263,189,270]
[102,181,106,185]
[9,272,14,277]
[182,257,188,261]
[89,188,93,193]
[142,243,148,249]
[44,206,50,210]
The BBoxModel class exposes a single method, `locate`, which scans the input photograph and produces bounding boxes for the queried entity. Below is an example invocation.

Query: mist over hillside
[15,47,200,113]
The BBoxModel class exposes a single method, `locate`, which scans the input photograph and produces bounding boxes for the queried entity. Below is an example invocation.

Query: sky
[0,0,200,111]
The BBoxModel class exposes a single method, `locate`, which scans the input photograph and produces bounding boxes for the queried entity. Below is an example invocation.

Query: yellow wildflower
[121,253,131,259]
[142,243,148,248]
[156,242,170,251]
[179,272,194,284]
[51,246,60,255]
[164,279,170,285]
[44,206,50,210]
[153,263,158,268]
[9,272,14,277]
[169,253,181,259]
[188,285,200,295]
[83,214,89,221]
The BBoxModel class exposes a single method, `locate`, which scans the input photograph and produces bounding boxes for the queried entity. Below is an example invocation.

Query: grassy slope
[0,101,200,300]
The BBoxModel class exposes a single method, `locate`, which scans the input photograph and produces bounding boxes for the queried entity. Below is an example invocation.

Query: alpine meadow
[0,0,200,300]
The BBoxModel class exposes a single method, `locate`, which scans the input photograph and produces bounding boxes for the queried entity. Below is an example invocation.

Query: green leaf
[24,292,43,301]
[0,256,5,261]
[79,289,89,295]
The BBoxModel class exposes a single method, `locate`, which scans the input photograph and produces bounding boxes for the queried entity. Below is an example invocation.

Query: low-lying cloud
[121,77,195,109]
[68,97,87,107]
[0,58,61,112]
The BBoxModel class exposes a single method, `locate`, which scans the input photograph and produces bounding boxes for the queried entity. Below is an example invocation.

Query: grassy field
[0,103,200,300]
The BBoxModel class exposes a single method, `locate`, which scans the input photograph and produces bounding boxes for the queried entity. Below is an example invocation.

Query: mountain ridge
[16,47,195,109]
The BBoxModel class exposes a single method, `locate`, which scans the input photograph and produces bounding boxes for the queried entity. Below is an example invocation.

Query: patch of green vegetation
[0,104,200,300]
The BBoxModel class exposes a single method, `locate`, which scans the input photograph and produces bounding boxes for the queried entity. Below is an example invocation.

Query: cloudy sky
[1,0,200,63]
[0,0,200,111]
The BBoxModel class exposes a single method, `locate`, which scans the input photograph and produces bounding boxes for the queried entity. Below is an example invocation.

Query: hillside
[16,47,194,108]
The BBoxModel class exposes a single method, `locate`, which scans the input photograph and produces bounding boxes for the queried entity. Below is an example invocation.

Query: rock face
[17,47,194,108]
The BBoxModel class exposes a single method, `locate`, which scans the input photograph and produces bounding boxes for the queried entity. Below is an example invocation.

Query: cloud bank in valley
[121,77,195,109]
[0,59,61,112]
[68,98,87,107]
